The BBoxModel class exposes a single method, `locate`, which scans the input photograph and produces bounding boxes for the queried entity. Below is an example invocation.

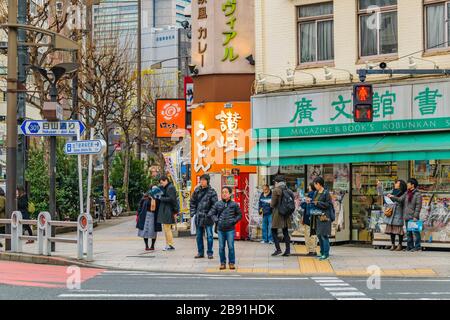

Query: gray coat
[391,189,423,221]
[157,183,178,224]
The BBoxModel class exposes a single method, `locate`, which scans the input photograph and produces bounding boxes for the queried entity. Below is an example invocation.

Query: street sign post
[64,140,106,155]
[20,120,85,136]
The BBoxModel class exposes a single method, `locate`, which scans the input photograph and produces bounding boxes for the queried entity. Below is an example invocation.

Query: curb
[0,252,105,269]
[0,252,444,278]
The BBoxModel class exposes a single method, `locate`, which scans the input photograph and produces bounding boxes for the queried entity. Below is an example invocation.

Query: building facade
[245,0,450,246]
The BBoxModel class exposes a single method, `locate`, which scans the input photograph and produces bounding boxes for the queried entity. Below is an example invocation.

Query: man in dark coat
[190,174,218,259]
[17,187,33,243]
[157,176,178,251]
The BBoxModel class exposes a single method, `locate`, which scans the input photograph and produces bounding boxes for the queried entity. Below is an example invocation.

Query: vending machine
[222,172,249,240]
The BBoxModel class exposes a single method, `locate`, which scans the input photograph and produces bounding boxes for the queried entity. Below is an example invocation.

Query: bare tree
[79,36,133,218]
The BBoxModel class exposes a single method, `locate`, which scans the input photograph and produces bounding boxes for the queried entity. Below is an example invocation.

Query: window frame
[357,0,398,59]
[297,2,335,67]
[423,0,450,53]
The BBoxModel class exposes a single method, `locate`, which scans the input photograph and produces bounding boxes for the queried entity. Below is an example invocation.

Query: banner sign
[156,99,186,138]
[252,79,450,139]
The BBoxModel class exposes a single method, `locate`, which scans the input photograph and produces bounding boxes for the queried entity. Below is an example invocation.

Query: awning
[233,132,450,166]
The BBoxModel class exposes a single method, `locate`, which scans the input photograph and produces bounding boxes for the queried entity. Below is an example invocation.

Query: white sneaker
[163,246,170,251]
[260,240,266,244]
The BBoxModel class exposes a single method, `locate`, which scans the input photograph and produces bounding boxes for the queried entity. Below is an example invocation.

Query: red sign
[156,99,186,138]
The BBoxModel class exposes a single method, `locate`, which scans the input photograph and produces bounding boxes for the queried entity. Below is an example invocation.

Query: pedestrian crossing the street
[311,277,372,300]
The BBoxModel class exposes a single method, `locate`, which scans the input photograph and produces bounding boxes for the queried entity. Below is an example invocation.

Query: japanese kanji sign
[20,120,85,136]
[192,0,254,75]
[252,79,450,139]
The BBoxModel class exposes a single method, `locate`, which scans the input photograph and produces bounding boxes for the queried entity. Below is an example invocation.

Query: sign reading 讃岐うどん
[252,79,450,139]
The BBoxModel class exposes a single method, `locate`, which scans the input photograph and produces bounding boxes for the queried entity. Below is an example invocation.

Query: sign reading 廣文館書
[252,79,450,139]
[192,0,254,75]
[156,99,186,138]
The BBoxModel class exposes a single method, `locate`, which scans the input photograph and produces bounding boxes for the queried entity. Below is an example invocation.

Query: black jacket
[190,185,218,227]
[157,183,178,224]
[17,194,29,219]
[208,199,242,232]
[136,195,162,232]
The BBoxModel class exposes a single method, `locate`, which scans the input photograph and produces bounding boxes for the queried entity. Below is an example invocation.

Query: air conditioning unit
[56,1,63,14]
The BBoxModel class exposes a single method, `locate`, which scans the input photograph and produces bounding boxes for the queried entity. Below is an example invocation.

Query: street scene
[0,0,450,306]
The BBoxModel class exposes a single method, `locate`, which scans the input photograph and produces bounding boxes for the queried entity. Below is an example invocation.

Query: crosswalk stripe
[336,298,373,300]
[324,287,359,291]
[311,277,339,280]
[330,292,366,297]
[319,283,350,286]
[315,280,345,283]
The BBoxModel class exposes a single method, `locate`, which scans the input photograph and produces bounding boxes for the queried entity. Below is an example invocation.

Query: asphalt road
[0,262,449,300]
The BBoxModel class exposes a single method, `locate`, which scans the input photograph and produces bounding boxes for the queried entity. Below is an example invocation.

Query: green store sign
[252,80,450,139]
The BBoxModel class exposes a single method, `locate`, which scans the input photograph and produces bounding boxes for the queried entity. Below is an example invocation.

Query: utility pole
[136,0,142,160]
[6,0,19,251]
[17,0,27,190]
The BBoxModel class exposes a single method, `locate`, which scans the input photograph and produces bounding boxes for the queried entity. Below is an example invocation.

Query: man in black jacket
[157,176,178,251]
[190,174,218,259]
[208,186,242,270]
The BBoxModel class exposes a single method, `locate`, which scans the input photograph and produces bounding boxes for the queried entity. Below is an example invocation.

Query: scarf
[407,189,415,202]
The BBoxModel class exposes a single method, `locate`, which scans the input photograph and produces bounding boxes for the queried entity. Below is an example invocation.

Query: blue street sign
[64,140,106,155]
[20,120,85,136]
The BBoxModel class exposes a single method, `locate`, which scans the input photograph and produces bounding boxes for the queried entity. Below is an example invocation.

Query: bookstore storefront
[236,79,450,247]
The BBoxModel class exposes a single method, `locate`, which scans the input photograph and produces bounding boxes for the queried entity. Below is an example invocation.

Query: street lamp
[28,62,79,251]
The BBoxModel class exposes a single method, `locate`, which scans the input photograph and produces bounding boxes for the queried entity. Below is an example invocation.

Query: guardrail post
[44,213,52,256]
[77,213,93,261]
[10,211,22,253]
[37,212,51,255]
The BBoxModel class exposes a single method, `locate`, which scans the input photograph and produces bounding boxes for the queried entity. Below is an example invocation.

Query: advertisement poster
[334,164,350,191]
[156,99,186,138]
[308,165,323,183]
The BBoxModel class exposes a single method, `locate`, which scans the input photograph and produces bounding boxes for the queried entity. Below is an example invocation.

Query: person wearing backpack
[270,175,294,257]
[308,177,333,261]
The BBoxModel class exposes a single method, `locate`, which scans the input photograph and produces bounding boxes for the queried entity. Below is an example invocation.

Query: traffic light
[353,84,373,122]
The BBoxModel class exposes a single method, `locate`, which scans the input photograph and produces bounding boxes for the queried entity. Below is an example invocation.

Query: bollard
[44,212,52,256]
[37,212,51,255]
[77,213,93,261]
[10,211,22,253]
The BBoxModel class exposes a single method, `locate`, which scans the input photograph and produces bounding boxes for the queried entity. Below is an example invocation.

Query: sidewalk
[3,216,449,277]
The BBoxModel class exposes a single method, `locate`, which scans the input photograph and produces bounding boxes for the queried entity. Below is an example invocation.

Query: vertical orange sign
[156,99,186,138]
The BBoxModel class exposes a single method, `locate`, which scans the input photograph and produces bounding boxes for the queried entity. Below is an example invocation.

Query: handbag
[384,207,393,217]
[190,215,196,235]
[407,220,423,232]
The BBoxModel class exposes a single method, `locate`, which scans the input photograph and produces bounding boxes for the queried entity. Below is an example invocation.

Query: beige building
[255,0,450,88]
[246,0,450,247]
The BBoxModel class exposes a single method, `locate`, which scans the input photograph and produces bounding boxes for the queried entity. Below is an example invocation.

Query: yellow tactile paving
[313,259,334,274]
[236,268,253,273]
[414,268,436,275]
[268,270,286,275]
[299,257,317,274]
[252,268,269,273]
[399,269,419,276]
[381,270,403,276]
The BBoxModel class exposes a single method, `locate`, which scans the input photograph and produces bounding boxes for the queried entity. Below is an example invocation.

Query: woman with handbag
[381,180,407,251]
[136,186,162,251]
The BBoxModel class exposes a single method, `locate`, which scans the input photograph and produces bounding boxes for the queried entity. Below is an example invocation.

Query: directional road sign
[64,140,106,155]
[20,120,85,136]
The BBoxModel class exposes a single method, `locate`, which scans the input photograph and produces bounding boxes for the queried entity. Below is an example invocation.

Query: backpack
[278,187,295,217]
[329,199,336,222]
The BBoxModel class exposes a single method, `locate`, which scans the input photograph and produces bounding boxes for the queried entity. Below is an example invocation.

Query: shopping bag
[190,215,196,235]
[407,220,423,232]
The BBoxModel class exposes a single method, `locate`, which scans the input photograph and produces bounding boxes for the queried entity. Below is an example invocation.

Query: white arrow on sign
[64,140,106,155]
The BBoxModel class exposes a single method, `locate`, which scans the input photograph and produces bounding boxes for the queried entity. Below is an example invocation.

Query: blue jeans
[406,229,421,249]
[218,230,236,264]
[262,214,273,243]
[318,235,330,257]
[196,225,214,256]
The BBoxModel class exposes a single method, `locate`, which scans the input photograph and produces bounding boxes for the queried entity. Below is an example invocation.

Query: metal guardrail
[0,211,93,261]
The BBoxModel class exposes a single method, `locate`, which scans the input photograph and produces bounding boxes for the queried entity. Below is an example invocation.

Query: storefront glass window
[351,162,398,242]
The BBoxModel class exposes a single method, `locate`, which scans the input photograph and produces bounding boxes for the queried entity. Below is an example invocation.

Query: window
[297,2,334,64]
[358,0,398,57]
[424,1,450,50]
